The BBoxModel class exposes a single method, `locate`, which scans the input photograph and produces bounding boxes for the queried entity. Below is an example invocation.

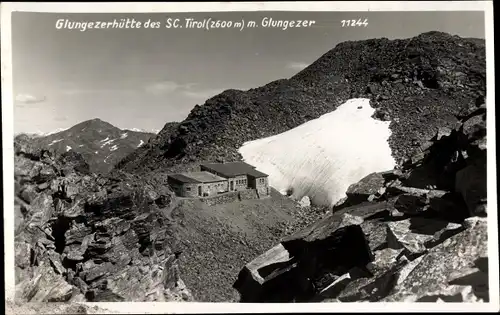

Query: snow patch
[66,145,72,152]
[44,127,69,136]
[238,98,396,207]
[78,144,84,147]
[120,133,128,139]
[17,127,68,138]
[110,145,119,152]
[137,140,145,147]
[48,139,64,146]
[99,137,110,142]
[95,151,98,154]
[100,138,115,148]
[130,128,159,134]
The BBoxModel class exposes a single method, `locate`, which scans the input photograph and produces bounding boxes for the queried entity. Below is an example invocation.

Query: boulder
[386,217,464,258]
[382,217,488,302]
[455,162,487,217]
[26,193,54,228]
[16,259,76,303]
[233,243,297,302]
[298,196,311,208]
[20,184,39,204]
[346,172,386,204]
[393,194,428,214]
[281,214,373,300]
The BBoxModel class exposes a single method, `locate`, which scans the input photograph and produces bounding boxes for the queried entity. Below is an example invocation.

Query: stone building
[200,162,269,196]
[167,161,270,198]
[167,171,228,198]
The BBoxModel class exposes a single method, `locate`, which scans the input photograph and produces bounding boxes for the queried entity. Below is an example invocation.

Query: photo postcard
[1,1,497,314]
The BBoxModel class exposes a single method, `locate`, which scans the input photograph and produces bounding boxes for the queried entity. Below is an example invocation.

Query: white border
[2,1,497,313]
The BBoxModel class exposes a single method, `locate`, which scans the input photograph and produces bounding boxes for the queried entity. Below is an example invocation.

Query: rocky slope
[233,102,488,302]
[16,118,155,174]
[116,31,485,174]
[13,136,322,302]
[13,139,193,303]
[114,122,179,173]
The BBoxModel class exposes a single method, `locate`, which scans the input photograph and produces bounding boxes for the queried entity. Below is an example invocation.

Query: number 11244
[341,19,368,27]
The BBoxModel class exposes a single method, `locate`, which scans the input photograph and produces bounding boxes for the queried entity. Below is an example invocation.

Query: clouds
[144,81,223,100]
[60,87,139,96]
[15,93,46,104]
[286,61,309,71]
[144,81,193,95]
[182,88,225,99]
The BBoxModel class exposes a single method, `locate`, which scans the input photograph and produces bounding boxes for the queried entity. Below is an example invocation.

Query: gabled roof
[182,171,226,183]
[201,161,268,178]
[168,171,227,184]
[167,173,200,184]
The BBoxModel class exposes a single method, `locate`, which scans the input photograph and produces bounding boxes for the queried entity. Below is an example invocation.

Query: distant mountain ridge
[116,31,485,175]
[15,118,156,174]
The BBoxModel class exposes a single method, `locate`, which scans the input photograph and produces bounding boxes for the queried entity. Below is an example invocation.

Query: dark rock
[447,257,489,302]
[360,218,390,252]
[386,185,447,199]
[80,262,114,283]
[346,172,387,204]
[461,114,486,140]
[427,192,470,222]
[63,199,86,218]
[281,213,365,251]
[409,151,427,166]
[314,271,353,300]
[367,248,404,272]
[26,193,54,228]
[48,250,66,275]
[393,194,428,214]
[57,150,91,176]
[380,169,404,181]
[365,83,379,94]
[386,217,464,258]
[282,218,373,299]
[382,217,488,302]
[15,258,76,302]
[337,259,408,302]
[20,184,38,204]
[455,163,487,217]
[233,243,298,302]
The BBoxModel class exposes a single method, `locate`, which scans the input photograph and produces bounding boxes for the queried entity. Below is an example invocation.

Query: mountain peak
[77,118,114,127]
[117,31,485,175]
[17,118,156,174]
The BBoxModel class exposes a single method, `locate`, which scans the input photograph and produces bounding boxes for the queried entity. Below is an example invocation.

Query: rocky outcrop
[13,143,193,303]
[117,32,485,175]
[233,99,488,303]
[14,140,314,302]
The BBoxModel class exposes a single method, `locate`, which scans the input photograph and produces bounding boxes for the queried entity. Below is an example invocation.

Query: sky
[11,11,485,134]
